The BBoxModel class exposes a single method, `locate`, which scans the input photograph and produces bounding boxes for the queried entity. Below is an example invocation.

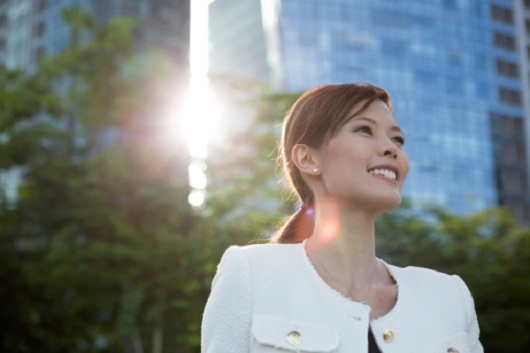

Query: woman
[201,83,483,352]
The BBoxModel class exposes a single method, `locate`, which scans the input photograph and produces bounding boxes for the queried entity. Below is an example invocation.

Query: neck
[305,198,379,287]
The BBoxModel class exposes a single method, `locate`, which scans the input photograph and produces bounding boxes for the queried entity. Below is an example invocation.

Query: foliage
[0,7,201,353]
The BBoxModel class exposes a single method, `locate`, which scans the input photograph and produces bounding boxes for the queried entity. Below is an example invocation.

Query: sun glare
[188,161,208,190]
[184,0,218,209]
[181,80,219,159]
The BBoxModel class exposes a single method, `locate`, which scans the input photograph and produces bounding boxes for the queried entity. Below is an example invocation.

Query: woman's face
[314,99,409,213]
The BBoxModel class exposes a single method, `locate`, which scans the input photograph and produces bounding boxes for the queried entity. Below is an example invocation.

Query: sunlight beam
[186,0,216,209]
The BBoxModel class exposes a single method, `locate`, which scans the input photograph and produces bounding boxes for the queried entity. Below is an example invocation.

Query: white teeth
[369,169,397,180]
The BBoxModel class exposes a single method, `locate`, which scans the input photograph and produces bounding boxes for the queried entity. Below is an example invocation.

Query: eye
[392,135,405,146]
[354,125,372,135]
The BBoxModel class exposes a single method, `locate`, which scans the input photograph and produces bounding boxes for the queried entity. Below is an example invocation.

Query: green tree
[0,64,64,353]
[0,8,206,352]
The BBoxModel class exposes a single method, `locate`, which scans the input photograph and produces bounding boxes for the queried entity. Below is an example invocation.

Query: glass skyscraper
[513,0,530,221]
[210,0,530,219]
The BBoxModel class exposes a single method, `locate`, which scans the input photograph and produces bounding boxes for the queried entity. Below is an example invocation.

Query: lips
[367,164,399,181]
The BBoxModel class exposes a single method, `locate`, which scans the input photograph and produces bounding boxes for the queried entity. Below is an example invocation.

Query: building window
[514,118,524,133]
[494,32,516,51]
[34,21,45,38]
[443,0,457,10]
[33,46,45,62]
[37,0,46,12]
[381,38,407,55]
[0,13,7,29]
[491,114,525,140]
[496,59,519,78]
[517,144,526,162]
[500,116,514,134]
[491,4,513,24]
[506,168,522,191]
[499,87,522,105]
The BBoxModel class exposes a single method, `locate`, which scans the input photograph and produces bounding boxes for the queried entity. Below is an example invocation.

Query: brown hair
[271,82,392,244]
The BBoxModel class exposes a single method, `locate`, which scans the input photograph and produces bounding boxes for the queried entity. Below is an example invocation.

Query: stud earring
[313,168,319,173]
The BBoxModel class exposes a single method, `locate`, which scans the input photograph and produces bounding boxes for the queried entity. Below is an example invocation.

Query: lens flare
[318,198,341,243]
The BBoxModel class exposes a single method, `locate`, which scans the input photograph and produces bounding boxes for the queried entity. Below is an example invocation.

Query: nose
[378,138,398,158]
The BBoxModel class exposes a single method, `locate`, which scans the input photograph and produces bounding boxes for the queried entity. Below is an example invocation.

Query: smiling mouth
[368,168,397,181]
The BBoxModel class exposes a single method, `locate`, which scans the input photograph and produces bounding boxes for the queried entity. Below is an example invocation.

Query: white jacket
[201,242,483,353]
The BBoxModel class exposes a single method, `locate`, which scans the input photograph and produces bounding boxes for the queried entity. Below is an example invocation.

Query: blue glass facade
[261,0,524,214]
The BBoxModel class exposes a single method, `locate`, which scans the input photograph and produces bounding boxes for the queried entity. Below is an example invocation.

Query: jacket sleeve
[452,275,484,353]
[201,246,252,352]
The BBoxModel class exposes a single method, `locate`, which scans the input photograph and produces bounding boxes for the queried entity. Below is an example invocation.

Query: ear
[292,144,321,176]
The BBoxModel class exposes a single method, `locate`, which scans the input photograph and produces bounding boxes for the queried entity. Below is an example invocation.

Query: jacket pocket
[251,314,339,352]
[428,332,470,353]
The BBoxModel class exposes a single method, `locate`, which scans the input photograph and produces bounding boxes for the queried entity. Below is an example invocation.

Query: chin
[383,199,402,213]
[344,192,402,215]
[371,194,402,214]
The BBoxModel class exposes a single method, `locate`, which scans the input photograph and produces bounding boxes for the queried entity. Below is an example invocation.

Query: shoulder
[386,262,473,303]
[386,262,474,311]
[221,242,303,265]
[388,263,455,284]
[216,242,308,287]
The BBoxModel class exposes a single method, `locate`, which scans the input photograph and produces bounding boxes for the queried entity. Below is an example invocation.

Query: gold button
[383,329,394,343]
[447,349,459,353]
[286,331,302,346]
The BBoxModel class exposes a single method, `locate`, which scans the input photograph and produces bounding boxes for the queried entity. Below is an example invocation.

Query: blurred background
[0,0,529,352]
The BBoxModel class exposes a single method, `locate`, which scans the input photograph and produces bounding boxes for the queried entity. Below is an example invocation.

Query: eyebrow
[349,116,403,133]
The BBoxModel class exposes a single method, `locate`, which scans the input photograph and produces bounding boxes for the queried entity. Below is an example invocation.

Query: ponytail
[270,205,314,244]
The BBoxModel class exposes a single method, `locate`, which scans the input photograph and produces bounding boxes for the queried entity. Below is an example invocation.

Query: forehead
[344,99,395,125]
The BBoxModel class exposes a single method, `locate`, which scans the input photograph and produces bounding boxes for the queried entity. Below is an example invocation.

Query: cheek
[400,155,410,183]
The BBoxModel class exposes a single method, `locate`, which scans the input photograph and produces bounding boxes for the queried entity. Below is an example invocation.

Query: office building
[0,0,189,70]
[513,0,530,221]
[209,0,530,221]
[209,0,269,83]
